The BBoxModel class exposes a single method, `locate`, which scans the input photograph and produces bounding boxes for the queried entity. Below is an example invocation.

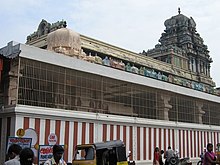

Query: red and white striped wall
[0,105,220,164]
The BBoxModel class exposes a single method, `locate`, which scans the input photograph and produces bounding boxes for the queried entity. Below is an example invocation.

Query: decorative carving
[26,19,67,43]
[146,10,213,88]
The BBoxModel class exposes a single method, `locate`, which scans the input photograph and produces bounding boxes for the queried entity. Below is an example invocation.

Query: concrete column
[193,58,196,72]
[188,58,191,71]
[197,59,200,73]
[7,59,19,105]
[208,64,211,77]
[195,101,205,124]
[158,93,172,120]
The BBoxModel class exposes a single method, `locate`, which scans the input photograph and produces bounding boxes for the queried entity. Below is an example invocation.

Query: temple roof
[164,8,196,30]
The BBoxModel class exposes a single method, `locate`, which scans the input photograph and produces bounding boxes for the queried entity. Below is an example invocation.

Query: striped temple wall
[0,108,220,164]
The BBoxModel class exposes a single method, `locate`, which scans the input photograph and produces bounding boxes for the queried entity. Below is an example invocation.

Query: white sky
[0,0,220,87]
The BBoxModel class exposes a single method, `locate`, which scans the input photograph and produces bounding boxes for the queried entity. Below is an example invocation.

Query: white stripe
[184,130,187,157]
[106,124,110,141]
[180,130,183,157]
[140,127,143,160]
[156,128,159,148]
[218,132,220,143]
[77,122,82,145]
[50,120,55,134]
[205,131,208,144]
[98,123,103,142]
[29,118,35,129]
[59,121,65,144]
[94,123,98,143]
[198,131,202,156]
[126,126,130,154]
[39,119,45,144]
[151,128,154,160]
[215,132,218,147]
[175,129,179,152]
[166,129,169,149]
[113,125,117,140]
[15,116,24,131]
[85,123,89,144]
[188,130,191,157]
[201,131,204,150]
[212,132,214,145]
[161,128,164,151]
[120,125,123,141]
[68,121,74,162]
[146,127,149,160]
[207,131,210,144]
[192,130,195,157]
[170,129,173,148]
[133,126,137,160]
[195,131,198,157]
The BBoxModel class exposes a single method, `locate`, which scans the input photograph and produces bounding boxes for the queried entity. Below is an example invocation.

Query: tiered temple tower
[146,8,213,86]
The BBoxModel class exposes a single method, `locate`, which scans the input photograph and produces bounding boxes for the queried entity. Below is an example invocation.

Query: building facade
[0,11,220,165]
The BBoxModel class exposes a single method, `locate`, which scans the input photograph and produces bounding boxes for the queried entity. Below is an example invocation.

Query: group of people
[201,143,219,165]
[153,146,177,165]
[154,143,220,165]
[4,144,66,165]
[4,144,34,165]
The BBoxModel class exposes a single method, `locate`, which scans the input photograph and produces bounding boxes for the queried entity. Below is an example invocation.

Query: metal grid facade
[18,58,220,125]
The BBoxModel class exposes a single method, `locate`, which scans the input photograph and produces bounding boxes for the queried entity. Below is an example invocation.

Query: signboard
[24,128,38,146]
[7,137,32,150]
[48,133,57,145]
[38,145,64,165]
[16,128,25,137]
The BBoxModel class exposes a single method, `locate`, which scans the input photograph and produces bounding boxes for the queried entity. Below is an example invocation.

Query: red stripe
[196,131,201,157]
[194,131,196,157]
[45,119,50,145]
[168,129,170,147]
[89,123,94,143]
[172,129,175,150]
[179,130,181,158]
[217,133,219,145]
[34,118,40,145]
[55,120,61,144]
[204,131,206,147]
[123,126,126,146]
[183,130,185,157]
[149,127,151,160]
[129,126,133,159]
[186,130,189,157]
[214,132,216,152]
[164,129,167,153]
[103,124,107,141]
[110,125,113,140]
[73,122,78,148]
[64,121,69,161]
[137,127,140,160]
[23,117,29,130]
[159,128,161,149]
[117,125,120,140]
[190,130,193,158]
[144,127,146,160]
[82,122,86,144]
[199,131,202,155]
[207,131,210,143]
[7,117,11,137]
[154,128,157,148]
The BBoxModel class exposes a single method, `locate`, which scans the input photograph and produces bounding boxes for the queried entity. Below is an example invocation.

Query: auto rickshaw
[72,140,129,165]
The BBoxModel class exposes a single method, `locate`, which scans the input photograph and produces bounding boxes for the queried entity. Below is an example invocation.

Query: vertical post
[158,93,172,120]
[195,101,205,124]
